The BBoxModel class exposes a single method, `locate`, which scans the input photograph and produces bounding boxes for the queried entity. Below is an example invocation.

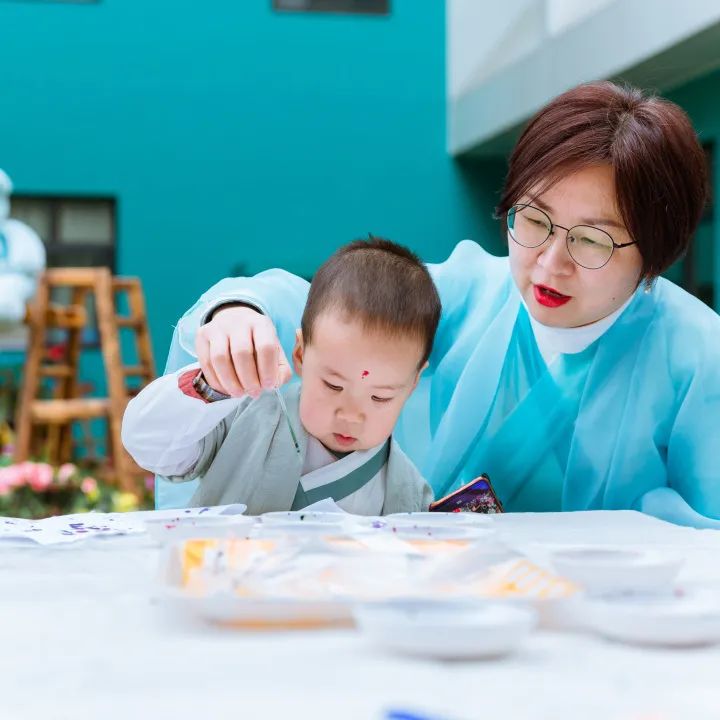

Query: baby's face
[293,310,425,453]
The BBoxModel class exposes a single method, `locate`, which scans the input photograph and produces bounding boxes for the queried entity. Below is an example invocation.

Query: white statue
[0,169,46,334]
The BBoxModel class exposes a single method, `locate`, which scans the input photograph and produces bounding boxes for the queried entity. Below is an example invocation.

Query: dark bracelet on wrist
[206,301,261,322]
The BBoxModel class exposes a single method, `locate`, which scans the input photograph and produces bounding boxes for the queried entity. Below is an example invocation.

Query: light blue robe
[160,240,720,529]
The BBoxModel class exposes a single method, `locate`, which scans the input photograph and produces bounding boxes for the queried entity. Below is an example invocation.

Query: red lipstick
[533,284,571,308]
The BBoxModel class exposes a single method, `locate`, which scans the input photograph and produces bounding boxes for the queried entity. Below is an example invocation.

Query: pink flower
[27,462,54,492]
[0,464,27,489]
[0,470,15,496]
[17,462,36,486]
[81,477,98,495]
[57,463,77,484]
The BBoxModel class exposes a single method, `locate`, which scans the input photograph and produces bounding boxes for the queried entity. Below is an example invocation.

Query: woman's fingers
[231,327,261,398]
[195,334,225,394]
[208,332,245,397]
[277,350,293,386]
[253,320,283,389]
[195,305,290,398]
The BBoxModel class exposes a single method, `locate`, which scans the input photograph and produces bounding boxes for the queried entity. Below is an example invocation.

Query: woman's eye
[580,236,598,246]
[569,234,598,247]
[371,395,393,404]
[323,381,343,392]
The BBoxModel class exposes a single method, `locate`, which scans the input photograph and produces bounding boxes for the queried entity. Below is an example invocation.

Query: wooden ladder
[14,267,156,491]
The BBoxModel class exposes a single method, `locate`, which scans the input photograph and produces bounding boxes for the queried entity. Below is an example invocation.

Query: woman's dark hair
[496,81,709,279]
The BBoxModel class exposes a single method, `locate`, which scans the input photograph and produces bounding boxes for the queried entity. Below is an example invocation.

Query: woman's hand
[194,305,292,398]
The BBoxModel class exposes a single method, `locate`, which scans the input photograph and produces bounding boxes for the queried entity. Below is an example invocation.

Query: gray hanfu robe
[165,383,433,515]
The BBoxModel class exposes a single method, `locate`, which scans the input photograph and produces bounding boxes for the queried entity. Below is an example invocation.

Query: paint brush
[275,387,301,455]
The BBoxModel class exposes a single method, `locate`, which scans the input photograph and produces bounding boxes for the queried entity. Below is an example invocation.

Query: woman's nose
[536,230,574,275]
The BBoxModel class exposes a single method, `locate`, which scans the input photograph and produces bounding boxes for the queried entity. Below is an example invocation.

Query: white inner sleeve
[121,363,242,476]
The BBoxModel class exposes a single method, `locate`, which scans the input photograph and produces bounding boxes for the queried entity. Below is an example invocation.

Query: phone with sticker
[429,474,504,514]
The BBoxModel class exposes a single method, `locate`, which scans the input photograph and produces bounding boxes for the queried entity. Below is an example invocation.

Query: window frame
[11,194,117,274]
[271,0,389,16]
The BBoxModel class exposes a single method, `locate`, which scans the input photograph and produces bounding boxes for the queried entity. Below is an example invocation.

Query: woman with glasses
[161,81,720,528]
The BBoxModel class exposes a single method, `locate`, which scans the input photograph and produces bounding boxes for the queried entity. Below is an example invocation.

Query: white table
[2,510,720,720]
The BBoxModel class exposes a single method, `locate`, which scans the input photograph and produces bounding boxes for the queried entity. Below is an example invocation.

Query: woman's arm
[639,321,720,529]
[169,269,310,394]
[166,241,507,395]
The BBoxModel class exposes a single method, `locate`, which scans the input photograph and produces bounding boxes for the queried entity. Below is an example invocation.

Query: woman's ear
[292,329,304,376]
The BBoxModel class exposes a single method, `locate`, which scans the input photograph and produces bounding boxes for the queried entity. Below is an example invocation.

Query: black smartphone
[429,474,504,514]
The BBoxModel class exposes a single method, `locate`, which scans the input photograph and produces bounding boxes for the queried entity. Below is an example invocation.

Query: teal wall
[666,68,720,312]
[0,0,497,370]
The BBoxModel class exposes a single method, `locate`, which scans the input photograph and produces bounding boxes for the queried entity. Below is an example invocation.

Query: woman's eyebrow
[531,197,624,230]
[579,216,626,230]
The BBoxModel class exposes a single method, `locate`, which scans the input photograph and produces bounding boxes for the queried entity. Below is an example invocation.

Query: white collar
[525,293,635,365]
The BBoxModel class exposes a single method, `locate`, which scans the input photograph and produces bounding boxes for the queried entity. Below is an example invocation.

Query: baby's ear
[292,329,304,376]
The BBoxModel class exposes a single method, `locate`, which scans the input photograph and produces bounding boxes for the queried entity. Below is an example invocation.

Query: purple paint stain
[199,508,209,514]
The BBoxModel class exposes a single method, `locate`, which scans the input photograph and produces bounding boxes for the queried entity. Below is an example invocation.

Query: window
[11,196,116,272]
[5,196,116,349]
[272,0,389,15]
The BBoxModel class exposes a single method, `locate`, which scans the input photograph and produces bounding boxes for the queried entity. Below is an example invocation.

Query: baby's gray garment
[164,383,433,514]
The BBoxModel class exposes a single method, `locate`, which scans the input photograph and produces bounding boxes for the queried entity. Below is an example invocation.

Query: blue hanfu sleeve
[165,269,311,374]
[637,301,720,529]
[640,399,720,527]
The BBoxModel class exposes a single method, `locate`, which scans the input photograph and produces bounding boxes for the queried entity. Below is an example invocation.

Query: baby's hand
[194,305,292,399]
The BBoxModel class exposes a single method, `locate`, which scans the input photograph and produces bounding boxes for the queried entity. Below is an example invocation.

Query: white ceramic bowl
[585,590,720,647]
[354,599,537,659]
[550,546,683,596]
[143,514,256,544]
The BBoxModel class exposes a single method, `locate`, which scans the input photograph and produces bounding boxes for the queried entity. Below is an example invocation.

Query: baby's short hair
[301,237,441,367]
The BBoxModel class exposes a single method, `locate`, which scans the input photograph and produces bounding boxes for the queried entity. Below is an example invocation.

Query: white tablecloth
[2,510,720,720]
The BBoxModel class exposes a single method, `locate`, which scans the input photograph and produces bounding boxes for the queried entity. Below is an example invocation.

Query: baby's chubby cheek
[298,398,323,434]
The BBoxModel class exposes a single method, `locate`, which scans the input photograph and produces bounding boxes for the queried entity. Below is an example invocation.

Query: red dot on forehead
[361,370,369,379]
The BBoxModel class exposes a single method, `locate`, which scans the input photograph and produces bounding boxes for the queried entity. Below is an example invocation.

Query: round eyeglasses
[507,204,637,270]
